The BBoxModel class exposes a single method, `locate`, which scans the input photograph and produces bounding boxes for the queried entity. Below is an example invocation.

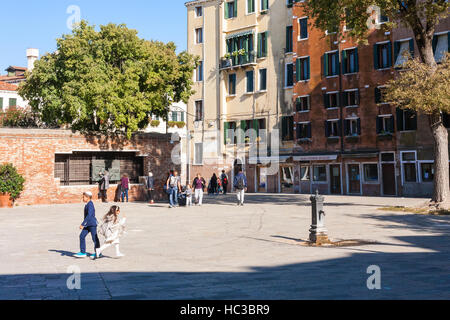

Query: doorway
[330,164,341,194]
[382,164,396,195]
[348,164,361,194]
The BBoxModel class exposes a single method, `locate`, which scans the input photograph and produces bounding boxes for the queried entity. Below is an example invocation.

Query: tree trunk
[431,118,449,203]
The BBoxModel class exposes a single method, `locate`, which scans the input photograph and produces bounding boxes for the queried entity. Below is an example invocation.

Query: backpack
[236,175,245,190]
[223,177,228,184]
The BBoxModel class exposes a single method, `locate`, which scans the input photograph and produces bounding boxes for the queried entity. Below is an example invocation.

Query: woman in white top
[95,205,126,258]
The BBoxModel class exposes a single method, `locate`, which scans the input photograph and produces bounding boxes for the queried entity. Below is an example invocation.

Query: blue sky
[0,0,188,72]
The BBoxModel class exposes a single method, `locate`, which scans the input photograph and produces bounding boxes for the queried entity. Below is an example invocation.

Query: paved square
[0,194,449,300]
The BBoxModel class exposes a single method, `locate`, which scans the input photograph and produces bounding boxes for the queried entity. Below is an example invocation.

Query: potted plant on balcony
[0,163,25,208]
[150,120,160,128]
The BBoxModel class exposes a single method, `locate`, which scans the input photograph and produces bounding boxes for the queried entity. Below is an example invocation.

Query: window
[195,28,203,44]
[228,74,236,95]
[296,57,310,81]
[257,32,268,58]
[377,115,394,134]
[298,17,308,40]
[300,166,310,181]
[344,118,361,136]
[324,92,339,109]
[9,98,17,107]
[432,32,449,63]
[381,152,395,162]
[394,39,414,67]
[363,164,379,182]
[401,151,417,183]
[261,0,269,12]
[296,95,310,112]
[375,86,388,104]
[224,122,237,145]
[247,0,255,14]
[281,116,294,141]
[246,70,254,93]
[225,1,237,19]
[226,34,254,66]
[374,42,392,69]
[379,11,389,23]
[285,63,294,87]
[54,152,143,186]
[194,143,203,165]
[196,61,203,82]
[286,26,293,53]
[421,163,434,182]
[171,111,178,122]
[259,69,267,91]
[396,108,417,131]
[195,101,203,121]
[342,48,359,74]
[296,122,311,139]
[324,51,339,77]
[325,120,341,137]
[342,90,359,107]
[313,165,327,182]
[195,6,203,17]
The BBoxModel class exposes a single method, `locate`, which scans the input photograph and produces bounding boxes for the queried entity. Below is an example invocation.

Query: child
[185,184,193,207]
[95,205,126,259]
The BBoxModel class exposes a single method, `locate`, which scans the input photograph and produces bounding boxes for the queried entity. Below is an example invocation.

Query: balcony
[220,52,256,70]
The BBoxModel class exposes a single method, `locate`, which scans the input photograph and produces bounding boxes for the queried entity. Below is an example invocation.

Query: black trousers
[223,183,228,194]
[147,189,154,201]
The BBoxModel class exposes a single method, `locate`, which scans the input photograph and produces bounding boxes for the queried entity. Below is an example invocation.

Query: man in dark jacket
[75,192,100,258]
[220,170,229,195]
[233,169,248,206]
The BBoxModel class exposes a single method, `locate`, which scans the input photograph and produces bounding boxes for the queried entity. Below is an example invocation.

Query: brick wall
[0,129,180,206]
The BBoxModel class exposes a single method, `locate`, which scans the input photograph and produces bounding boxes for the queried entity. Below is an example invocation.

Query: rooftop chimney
[26,48,39,71]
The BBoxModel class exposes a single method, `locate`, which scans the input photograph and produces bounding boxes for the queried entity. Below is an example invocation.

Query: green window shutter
[9,98,17,107]
[354,48,359,72]
[396,108,404,131]
[432,35,438,53]
[373,44,379,70]
[296,58,301,82]
[387,42,392,67]
[240,120,247,143]
[224,122,230,145]
[225,2,229,19]
[334,52,340,75]
[0,97,3,111]
[263,32,268,57]
[324,53,329,77]
[394,41,400,63]
[257,33,262,58]
[181,112,185,122]
[375,87,381,104]
[342,92,349,106]
[233,0,237,17]
[342,50,347,74]
[262,0,268,11]
[409,39,415,58]
[246,71,254,92]
[306,57,310,80]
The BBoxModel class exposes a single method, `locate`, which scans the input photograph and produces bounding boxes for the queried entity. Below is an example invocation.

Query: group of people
[163,169,248,208]
[75,191,126,259]
[97,170,131,204]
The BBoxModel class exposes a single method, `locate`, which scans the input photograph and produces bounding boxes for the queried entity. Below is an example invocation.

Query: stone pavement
[0,194,449,300]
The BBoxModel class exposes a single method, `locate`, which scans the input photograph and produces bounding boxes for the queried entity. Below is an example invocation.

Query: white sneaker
[116,253,125,258]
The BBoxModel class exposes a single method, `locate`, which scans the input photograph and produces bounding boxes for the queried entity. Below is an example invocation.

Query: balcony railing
[220,52,256,70]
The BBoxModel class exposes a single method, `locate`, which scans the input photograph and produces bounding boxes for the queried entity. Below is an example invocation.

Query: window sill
[343,72,358,76]
[326,107,339,110]
[298,110,310,113]
[244,92,255,95]
[345,105,359,108]
[297,37,309,42]
[296,79,310,83]
[376,67,392,71]
[226,94,237,98]
[256,90,267,94]
[326,75,339,79]
[284,86,293,90]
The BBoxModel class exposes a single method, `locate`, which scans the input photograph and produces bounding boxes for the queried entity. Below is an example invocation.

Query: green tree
[19,21,198,139]
[302,0,449,203]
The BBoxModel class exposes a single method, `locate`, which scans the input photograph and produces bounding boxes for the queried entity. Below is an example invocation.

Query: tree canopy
[19,21,198,139]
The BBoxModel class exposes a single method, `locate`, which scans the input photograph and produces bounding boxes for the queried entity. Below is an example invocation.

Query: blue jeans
[121,188,129,202]
[169,187,178,207]
[80,226,100,254]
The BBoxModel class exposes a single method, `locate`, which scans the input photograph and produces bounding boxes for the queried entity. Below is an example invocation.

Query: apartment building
[289,2,450,197]
[185,0,294,192]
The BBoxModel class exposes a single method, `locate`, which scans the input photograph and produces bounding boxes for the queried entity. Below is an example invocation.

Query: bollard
[309,190,329,244]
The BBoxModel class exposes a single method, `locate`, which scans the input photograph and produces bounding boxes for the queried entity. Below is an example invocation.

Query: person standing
[193,173,206,206]
[233,169,248,206]
[99,170,110,203]
[96,205,126,258]
[166,170,181,208]
[220,170,228,195]
[210,173,218,195]
[185,184,193,207]
[146,172,155,204]
[75,192,100,258]
[120,174,129,203]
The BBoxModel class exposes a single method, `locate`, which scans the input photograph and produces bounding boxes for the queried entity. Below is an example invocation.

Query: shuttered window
[257,32,268,58]
[299,17,308,39]
[296,57,310,81]
[286,26,293,53]
[374,42,392,69]
[246,70,254,93]
[324,51,339,77]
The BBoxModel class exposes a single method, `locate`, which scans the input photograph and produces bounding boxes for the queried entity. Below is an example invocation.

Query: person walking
[193,173,206,206]
[99,170,110,203]
[233,169,248,206]
[146,172,155,204]
[95,205,126,258]
[120,174,129,203]
[75,192,100,258]
[220,170,229,195]
[210,173,218,195]
[166,170,181,208]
